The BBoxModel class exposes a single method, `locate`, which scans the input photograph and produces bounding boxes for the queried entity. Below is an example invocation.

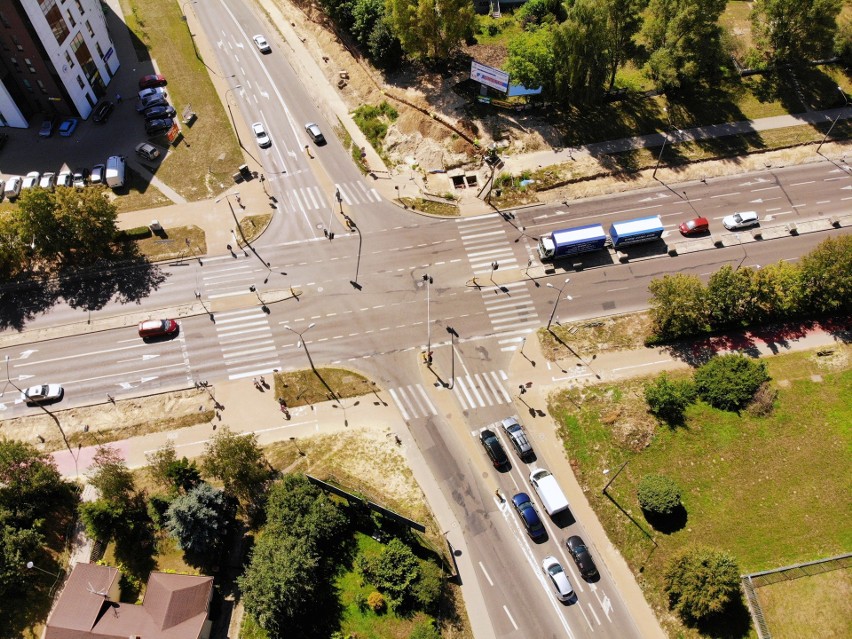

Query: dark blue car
[512,492,546,540]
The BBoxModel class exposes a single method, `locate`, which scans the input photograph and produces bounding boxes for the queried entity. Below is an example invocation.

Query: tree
[751,0,843,64]
[551,0,609,104]
[238,533,321,636]
[648,273,709,340]
[166,483,236,564]
[412,559,444,611]
[357,537,420,610]
[706,265,756,328]
[505,26,557,97]
[664,546,741,622]
[78,499,125,542]
[516,0,566,29]
[386,0,474,61]
[797,235,852,316]
[644,372,696,424]
[0,521,44,600]
[640,0,727,90]
[201,427,274,518]
[694,354,770,411]
[367,17,404,70]
[351,0,384,47]
[600,0,647,92]
[88,445,135,506]
[0,439,74,528]
[146,441,201,494]
[637,474,681,515]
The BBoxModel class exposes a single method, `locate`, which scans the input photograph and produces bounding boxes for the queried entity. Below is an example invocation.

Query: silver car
[542,556,574,602]
[253,34,271,53]
[252,122,271,148]
[723,210,759,231]
[501,416,534,460]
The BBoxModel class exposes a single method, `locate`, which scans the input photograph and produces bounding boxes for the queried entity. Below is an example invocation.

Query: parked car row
[678,211,761,236]
[134,81,176,138]
[4,161,111,197]
[479,417,600,603]
[37,116,79,138]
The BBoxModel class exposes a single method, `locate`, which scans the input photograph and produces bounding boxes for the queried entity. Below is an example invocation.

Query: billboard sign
[470,61,509,94]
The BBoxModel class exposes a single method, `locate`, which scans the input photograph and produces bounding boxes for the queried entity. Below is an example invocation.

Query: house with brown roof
[44,563,213,639]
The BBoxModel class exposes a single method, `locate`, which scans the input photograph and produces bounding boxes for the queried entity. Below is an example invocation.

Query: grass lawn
[547,346,852,638]
[132,224,207,262]
[755,568,852,639]
[273,367,376,407]
[119,0,243,201]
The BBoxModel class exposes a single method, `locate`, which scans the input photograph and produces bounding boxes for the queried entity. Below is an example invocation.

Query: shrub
[115,226,152,241]
[664,547,741,623]
[412,560,444,611]
[644,373,696,424]
[694,354,770,411]
[409,619,440,639]
[353,591,367,612]
[366,591,386,613]
[746,382,778,417]
[637,474,681,516]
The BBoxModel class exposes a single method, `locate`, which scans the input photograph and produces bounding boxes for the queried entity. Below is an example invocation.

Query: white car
[21,384,64,405]
[253,34,271,53]
[22,171,41,190]
[39,172,56,190]
[4,176,22,199]
[252,122,271,148]
[542,556,574,602]
[723,211,759,231]
[57,169,73,188]
[138,86,167,101]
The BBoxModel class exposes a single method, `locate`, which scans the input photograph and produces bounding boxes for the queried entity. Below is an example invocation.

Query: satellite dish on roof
[86,581,109,597]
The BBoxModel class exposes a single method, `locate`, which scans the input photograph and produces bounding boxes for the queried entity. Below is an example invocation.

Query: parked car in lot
[21,384,64,405]
[305,122,325,144]
[253,34,271,53]
[39,172,56,190]
[58,118,78,137]
[723,211,759,231]
[542,556,574,602]
[143,105,176,121]
[511,493,546,540]
[679,216,710,236]
[56,169,73,188]
[4,176,22,199]
[480,428,509,470]
[38,117,56,137]
[22,171,41,190]
[92,100,114,123]
[90,164,105,185]
[137,95,168,113]
[565,535,599,580]
[138,86,167,101]
[145,118,174,136]
[501,416,534,461]
[252,122,271,148]
[138,73,167,89]
[135,142,161,161]
[72,168,89,188]
[138,319,179,339]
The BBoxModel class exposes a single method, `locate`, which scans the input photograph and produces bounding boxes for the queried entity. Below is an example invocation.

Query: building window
[95,42,103,59]
[24,57,35,73]
[10,56,20,71]
[39,0,70,44]
[0,12,9,28]
[75,0,84,13]
[37,79,47,94]
[65,51,74,68]
[76,75,84,89]
[22,78,33,93]
[11,35,22,51]
[66,12,76,28]
[85,20,93,37]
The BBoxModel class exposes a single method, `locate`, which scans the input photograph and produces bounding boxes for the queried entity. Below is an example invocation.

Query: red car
[138,318,179,339]
[679,217,710,236]
[138,74,167,90]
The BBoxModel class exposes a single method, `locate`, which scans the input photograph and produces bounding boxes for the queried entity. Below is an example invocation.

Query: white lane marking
[503,605,519,631]
[478,561,494,586]
[587,603,602,625]
[789,181,815,186]
[612,359,672,372]
[413,384,438,415]
[577,602,593,630]
[710,191,740,198]
[388,388,409,421]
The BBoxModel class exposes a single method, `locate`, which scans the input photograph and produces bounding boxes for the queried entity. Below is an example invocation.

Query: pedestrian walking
[115,93,122,104]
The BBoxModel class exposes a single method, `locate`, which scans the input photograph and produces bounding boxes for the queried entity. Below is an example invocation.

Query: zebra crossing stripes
[388,384,438,421]
[457,215,518,274]
[213,308,281,380]
[481,281,539,349]
[202,262,260,299]
[283,181,381,215]
[452,370,512,411]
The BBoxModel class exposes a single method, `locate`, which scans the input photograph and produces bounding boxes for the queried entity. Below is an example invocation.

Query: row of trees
[648,236,852,342]
[0,187,119,280]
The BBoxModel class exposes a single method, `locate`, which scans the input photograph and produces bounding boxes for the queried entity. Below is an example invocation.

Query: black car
[136,95,168,113]
[92,101,114,124]
[145,118,174,136]
[480,428,509,469]
[565,535,599,580]
[143,105,177,121]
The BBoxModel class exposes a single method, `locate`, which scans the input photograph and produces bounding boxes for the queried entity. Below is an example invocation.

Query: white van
[105,155,126,188]
[4,176,22,199]
[530,468,570,517]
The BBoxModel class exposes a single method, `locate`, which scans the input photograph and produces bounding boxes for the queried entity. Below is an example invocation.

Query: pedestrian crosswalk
[388,384,438,421]
[457,214,519,274]
[451,370,512,410]
[482,281,539,351]
[213,308,281,380]
[200,261,261,300]
[281,180,381,215]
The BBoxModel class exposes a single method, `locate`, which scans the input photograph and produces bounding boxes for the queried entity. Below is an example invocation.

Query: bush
[357,538,419,610]
[409,619,440,639]
[412,559,444,611]
[644,373,696,424]
[637,474,681,516]
[746,382,778,417]
[664,547,741,623]
[694,354,770,411]
[115,226,152,241]
[366,591,386,613]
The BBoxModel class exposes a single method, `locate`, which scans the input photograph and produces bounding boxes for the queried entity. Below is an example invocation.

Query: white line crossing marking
[405,384,431,416]
[482,371,509,403]
[453,376,474,410]
[413,384,438,416]
[465,375,486,407]
[388,388,410,421]
[474,374,495,406]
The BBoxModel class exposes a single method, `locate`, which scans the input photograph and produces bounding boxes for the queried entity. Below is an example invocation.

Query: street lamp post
[423,274,433,364]
[284,323,318,374]
[445,326,457,389]
[224,85,243,149]
[817,86,849,154]
[546,278,572,331]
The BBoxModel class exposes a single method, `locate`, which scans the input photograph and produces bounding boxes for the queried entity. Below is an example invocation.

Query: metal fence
[741,553,852,639]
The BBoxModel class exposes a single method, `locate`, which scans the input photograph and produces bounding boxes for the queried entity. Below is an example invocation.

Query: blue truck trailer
[609,216,665,248]
[538,224,608,261]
